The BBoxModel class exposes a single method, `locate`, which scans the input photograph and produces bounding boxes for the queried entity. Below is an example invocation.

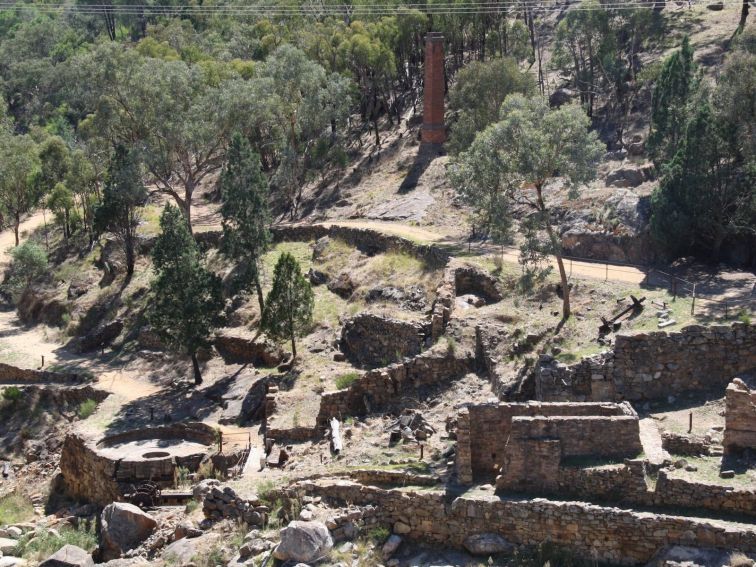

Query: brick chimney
[421,32,446,144]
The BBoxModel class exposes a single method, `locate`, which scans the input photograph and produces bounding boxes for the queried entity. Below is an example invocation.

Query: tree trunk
[290,315,297,359]
[14,212,20,247]
[255,276,265,314]
[740,0,749,28]
[536,183,571,319]
[191,351,203,385]
[125,235,135,277]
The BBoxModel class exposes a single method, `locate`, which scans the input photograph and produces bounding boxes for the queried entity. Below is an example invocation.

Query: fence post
[691,283,696,315]
[672,280,677,300]
[605,262,608,281]
[725,302,728,319]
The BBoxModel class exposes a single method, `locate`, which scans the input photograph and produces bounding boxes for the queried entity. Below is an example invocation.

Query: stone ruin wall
[724,377,756,454]
[537,322,756,402]
[270,224,450,268]
[455,401,639,484]
[316,346,475,428]
[59,423,219,505]
[0,362,86,385]
[340,313,426,369]
[289,479,756,565]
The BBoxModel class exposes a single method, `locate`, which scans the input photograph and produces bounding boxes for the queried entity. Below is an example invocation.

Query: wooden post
[605,262,608,281]
[688,412,693,434]
[691,284,696,315]
[420,444,424,460]
[219,431,223,454]
[41,355,44,368]
[672,280,677,300]
[725,302,728,319]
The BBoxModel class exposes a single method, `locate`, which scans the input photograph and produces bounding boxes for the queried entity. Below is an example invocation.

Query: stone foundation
[456,401,640,484]
[537,323,756,402]
[287,479,756,565]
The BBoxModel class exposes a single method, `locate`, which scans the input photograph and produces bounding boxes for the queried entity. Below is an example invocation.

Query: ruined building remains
[421,32,446,144]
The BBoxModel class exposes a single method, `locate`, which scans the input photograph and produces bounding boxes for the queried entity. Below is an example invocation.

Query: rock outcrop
[100,503,157,561]
[273,521,333,563]
[39,545,94,567]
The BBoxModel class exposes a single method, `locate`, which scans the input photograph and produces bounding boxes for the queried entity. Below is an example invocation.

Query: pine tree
[151,204,224,385]
[260,252,314,359]
[94,146,148,277]
[648,37,697,166]
[220,132,271,312]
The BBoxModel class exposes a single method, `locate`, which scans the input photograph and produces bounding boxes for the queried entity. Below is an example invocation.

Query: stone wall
[724,378,756,454]
[661,432,715,457]
[348,469,440,487]
[203,484,269,526]
[290,479,756,565]
[317,345,475,428]
[98,422,217,448]
[59,434,121,506]
[653,470,756,518]
[537,323,756,402]
[271,224,450,268]
[456,401,639,483]
[0,362,85,385]
[340,313,426,369]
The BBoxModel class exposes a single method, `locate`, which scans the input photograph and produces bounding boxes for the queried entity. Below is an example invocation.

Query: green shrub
[335,372,360,390]
[78,398,97,419]
[0,492,34,525]
[366,526,389,544]
[2,386,23,403]
[185,499,200,514]
[737,309,751,325]
[4,241,48,300]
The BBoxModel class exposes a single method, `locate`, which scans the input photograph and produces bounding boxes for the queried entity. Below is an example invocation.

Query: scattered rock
[307,268,328,286]
[100,503,158,561]
[463,533,514,555]
[39,544,94,567]
[192,479,221,502]
[273,521,333,563]
[719,470,735,479]
[0,538,17,555]
[382,535,402,557]
[5,528,22,540]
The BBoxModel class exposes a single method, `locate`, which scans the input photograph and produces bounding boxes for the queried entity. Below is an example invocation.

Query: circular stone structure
[94,422,218,485]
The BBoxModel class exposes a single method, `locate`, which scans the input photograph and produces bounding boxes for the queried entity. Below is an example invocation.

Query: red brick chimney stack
[421,32,446,144]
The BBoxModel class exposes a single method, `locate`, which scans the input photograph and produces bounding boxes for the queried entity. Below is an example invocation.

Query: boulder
[382,535,402,558]
[192,478,220,502]
[307,269,329,286]
[38,545,94,567]
[0,558,27,567]
[162,533,219,565]
[463,533,514,555]
[78,320,123,352]
[273,521,333,563]
[0,538,17,555]
[100,503,157,561]
[327,273,355,299]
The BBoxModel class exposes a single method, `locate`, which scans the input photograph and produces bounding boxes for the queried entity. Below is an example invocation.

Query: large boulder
[273,521,333,563]
[327,273,355,299]
[77,320,123,353]
[39,545,94,567]
[100,503,157,561]
[162,533,220,565]
[463,533,514,555]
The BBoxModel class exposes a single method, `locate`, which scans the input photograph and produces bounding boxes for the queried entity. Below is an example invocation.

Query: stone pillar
[422,32,446,144]
[456,408,473,484]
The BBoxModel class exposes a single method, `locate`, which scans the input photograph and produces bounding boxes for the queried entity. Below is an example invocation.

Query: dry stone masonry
[456,401,641,485]
[537,323,756,402]
[340,313,426,369]
[724,377,756,454]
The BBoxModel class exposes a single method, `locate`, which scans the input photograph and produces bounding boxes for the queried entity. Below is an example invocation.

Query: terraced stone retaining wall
[340,313,426,369]
[316,345,475,428]
[536,323,756,402]
[271,224,450,268]
[0,362,85,385]
[288,479,756,565]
